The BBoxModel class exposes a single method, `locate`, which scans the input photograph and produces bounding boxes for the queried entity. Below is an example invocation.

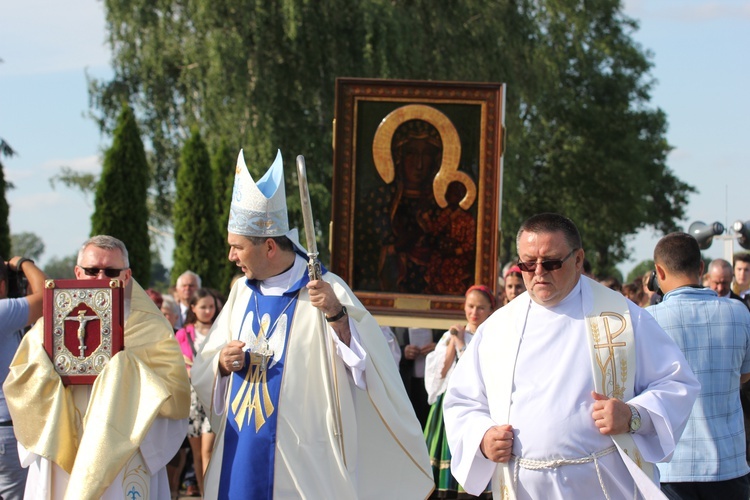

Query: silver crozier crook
[295,155,346,465]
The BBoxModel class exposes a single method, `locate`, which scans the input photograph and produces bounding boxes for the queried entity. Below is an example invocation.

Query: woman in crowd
[176,289,220,497]
[423,285,496,498]
[503,265,526,305]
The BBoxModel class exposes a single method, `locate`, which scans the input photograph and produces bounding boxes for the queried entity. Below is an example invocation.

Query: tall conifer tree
[171,128,222,288]
[0,167,10,259]
[211,140,237,294]
[0,139,15,257]
[91,105,151,284]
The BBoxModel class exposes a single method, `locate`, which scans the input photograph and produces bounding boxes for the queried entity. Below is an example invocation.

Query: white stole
[487,277,664,499]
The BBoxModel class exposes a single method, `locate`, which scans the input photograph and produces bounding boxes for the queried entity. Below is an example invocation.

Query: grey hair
[177,270,202,288]
[77,235,130,267]
[161,295,180,317]
[708,258,733,275]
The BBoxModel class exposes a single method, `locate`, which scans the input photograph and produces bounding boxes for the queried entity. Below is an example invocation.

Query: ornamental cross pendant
[250,336,274,372]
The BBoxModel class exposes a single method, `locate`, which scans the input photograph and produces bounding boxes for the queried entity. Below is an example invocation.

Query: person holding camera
[0,256,45,500]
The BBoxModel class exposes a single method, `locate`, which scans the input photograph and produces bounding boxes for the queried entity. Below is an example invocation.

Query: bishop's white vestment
[192,256,433,499]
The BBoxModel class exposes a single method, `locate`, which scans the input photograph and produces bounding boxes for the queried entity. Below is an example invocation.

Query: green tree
[10,232,45,261]
[91,104,151,284]
[0,138,16,258]
[212,139,237,294]
[150,250,170,291]
[89,0,695,272]
[626,260,655,284]
[43,254,78,279]
[171,128,222,288]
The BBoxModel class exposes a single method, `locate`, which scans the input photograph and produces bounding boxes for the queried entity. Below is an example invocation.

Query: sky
[1,0,749,280]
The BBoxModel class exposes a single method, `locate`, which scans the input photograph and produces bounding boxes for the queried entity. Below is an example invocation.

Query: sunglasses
[80,267,127,278]
[517,249,577,273]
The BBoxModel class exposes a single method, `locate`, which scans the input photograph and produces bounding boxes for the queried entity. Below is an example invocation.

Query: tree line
[1,0,696,285]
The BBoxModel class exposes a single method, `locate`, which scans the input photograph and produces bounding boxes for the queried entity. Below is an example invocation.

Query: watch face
[629,405,642,432]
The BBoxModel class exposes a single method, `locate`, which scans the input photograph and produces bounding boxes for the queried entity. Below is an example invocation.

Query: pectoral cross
[250,336,274,372]
[65,310,100,359]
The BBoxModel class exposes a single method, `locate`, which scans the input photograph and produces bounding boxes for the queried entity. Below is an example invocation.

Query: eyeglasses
[80,267,127,278]
[517,249,577,273]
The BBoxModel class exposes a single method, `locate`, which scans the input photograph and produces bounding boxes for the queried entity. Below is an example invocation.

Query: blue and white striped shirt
[648,286,750,482]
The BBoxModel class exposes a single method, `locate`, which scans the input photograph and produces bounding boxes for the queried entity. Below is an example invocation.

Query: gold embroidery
[592,312,628,398]
[122,453,149,500]
[502,485,510,500]
[231,364,275,432]
[634,448,644,469]
[591,320,601,344]
[616,357,628,400]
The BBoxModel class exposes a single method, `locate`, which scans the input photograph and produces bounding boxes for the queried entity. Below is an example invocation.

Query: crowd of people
[1,149,749,499]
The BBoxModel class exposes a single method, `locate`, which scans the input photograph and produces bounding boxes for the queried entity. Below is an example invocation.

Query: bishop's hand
[219,340,246,376]
[307,280,351,346]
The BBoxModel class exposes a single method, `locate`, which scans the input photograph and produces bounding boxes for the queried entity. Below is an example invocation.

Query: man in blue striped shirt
[648,232,750,499]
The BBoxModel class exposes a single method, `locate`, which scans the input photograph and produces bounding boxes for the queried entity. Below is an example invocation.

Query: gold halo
[371,104,476,209]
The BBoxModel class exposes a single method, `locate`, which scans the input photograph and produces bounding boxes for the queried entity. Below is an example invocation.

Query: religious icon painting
[43,278,125,385]
[331,78,505,327]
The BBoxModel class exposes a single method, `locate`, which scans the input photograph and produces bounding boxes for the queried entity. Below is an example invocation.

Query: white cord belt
[511,445,617,499]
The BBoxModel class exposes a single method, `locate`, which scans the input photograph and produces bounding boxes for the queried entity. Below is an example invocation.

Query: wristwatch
[627,404,641,433]
[325,306,347,323]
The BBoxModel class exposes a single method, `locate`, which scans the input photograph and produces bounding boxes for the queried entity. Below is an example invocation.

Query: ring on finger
[232,360,240,369]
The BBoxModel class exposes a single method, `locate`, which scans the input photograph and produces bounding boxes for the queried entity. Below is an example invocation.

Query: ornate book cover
[43,278,125,385]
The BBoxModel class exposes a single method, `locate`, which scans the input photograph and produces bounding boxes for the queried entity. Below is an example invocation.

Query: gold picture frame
[330,78,505,325]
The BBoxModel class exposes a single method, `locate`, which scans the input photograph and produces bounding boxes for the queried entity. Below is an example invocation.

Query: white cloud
[8,191,68,211]
[5,155,102,184]
[40,154,102,174]
[668,148,690,161]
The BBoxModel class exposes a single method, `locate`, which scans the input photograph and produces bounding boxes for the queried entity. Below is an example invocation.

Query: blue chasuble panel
[218,272,309,500]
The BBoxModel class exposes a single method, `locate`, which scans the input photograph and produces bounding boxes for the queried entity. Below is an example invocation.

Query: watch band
[15,258,34,271]
[325,305,347,323]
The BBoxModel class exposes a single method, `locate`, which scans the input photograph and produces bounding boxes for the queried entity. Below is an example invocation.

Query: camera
[2,262,28,298]
[646,270,663,297]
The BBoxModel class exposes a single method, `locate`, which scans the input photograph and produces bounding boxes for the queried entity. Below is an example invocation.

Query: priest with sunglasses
[444,213,699,500]
[3,235,191,499]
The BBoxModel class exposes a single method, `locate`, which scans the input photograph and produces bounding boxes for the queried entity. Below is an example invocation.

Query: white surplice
[444,278,699,499]
[424,329,475,405]
[19,416,185,500]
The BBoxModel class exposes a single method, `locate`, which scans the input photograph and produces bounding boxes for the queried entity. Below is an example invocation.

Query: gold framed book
[43,278,125,385]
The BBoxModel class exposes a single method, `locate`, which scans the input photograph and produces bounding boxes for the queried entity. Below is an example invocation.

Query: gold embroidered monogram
[585,282,658,493]
[231,364,275,432]
[590,311,628,400]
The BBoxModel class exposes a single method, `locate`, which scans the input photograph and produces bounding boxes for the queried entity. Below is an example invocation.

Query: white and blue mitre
[229,149,295,239]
